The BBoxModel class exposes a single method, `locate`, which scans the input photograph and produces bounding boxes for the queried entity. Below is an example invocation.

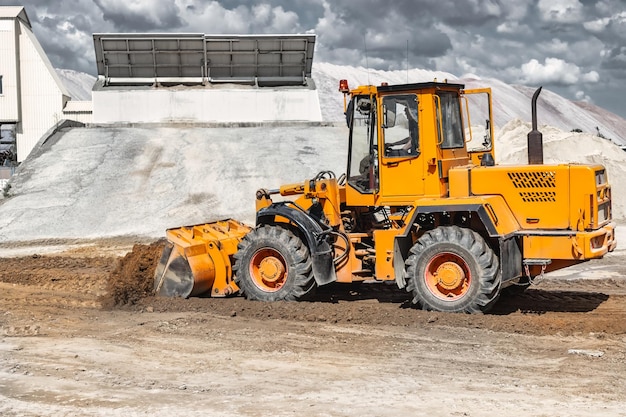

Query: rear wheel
[233,225,315,301]
[405,226,501,313]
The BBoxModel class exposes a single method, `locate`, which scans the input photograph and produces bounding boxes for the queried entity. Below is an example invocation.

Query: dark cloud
[601,47,626,73]
[92,0,184,31]
[218,0,324,28]
[327,0,504,28]
[312,1,457,70]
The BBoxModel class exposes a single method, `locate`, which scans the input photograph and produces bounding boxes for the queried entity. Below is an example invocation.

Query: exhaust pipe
[527,87,543,165]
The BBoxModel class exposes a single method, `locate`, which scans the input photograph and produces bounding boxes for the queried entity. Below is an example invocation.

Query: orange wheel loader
[154,80,616,313]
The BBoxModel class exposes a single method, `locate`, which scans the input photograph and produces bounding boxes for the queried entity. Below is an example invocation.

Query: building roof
[0,6,32,28]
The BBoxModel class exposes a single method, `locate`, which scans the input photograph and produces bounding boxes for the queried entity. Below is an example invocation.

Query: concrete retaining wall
[92,87,323,124]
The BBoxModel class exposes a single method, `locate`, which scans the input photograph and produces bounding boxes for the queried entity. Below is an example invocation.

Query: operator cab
[343,81,494,206]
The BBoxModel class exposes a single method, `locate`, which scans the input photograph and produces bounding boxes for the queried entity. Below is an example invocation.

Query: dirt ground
[1,240,625,416]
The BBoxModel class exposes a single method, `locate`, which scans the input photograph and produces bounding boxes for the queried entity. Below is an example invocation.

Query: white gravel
[0,124,348,243]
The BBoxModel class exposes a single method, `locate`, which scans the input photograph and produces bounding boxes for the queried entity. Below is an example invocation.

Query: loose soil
[1,242,625,416]
[100,241,165,308]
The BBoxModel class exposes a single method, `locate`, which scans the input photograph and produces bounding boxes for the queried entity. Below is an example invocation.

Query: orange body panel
[470,164,571,230]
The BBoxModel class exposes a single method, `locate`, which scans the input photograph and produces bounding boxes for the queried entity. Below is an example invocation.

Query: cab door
[378,93,425,200]
[461,88,495,166]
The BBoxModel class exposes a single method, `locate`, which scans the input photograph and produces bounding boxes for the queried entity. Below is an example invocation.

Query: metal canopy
[93,33,316,87]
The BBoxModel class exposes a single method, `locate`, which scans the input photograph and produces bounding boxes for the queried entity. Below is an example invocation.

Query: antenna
[363,34,370,85]
[406,40,409,83]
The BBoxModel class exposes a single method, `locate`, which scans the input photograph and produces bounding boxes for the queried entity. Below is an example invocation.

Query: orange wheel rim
[250,248,287,292]
[424,252,471,301]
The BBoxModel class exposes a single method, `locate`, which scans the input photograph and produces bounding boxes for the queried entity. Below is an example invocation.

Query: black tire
[405,226,501,313]
[233,225,315,301]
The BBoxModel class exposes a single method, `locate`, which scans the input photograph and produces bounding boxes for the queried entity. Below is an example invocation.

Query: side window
[382,94,418,157]
[436,91,464,149]
[463,90,493,152]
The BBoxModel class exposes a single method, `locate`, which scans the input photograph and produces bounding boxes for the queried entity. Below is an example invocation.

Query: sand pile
[0,125,348,244]
[496,119,626,221]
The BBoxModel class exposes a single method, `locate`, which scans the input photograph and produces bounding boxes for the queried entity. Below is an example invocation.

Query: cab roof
[377,81,465,93]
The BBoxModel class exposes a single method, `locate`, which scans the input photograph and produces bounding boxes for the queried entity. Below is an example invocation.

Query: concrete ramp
[0,124,348,244]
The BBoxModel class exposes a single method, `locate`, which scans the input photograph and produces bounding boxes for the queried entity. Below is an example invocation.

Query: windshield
[347,95,377,193]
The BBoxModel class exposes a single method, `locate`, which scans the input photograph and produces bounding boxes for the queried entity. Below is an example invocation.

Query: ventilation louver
[507,171,557,203]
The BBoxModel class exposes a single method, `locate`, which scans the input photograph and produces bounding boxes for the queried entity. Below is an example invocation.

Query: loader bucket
[154,219,252,298]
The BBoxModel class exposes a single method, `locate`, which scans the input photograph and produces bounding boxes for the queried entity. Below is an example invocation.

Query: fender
[405,203,499,237]
[257,203,337,286]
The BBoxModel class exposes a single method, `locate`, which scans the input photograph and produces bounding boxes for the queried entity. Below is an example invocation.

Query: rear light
[339,79,349,93]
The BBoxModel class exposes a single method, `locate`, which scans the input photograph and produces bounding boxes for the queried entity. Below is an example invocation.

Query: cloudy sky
[4,0,625,117]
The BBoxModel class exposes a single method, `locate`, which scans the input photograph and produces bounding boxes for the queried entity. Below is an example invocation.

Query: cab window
[382,94,418,157]
[436,91,464,149]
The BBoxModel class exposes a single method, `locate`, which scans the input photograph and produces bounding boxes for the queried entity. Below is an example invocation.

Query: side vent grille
[519,191,556,202]
[508,171,557,203]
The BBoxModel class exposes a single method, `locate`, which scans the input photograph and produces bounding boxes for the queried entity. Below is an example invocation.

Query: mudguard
[257,203,337,286]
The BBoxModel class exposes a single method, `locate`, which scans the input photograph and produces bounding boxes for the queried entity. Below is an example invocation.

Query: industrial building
[0,6,72,163]
[91,33,321,124]
[0,4,323,170]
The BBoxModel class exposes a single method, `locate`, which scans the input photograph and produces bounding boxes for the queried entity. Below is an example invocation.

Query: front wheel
[233,225,315,301]
[405,226,501,313]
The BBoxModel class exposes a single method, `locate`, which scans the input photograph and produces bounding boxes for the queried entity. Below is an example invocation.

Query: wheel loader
[154,80,616,313]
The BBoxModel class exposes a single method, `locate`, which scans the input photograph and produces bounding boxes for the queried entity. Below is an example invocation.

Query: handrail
[433,95,444,146]
[462,95,472,143]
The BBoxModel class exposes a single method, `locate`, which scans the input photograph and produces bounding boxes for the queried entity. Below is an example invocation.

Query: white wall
[0,19,19,121]
[62,101,93,124]
[16,25,69,161]
[92,87,322,124]
[0,8,70,162]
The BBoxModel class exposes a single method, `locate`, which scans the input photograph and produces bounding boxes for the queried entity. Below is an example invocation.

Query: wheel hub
[257,256,285,283]
[424,252,472,301]
[435,261,466,290]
